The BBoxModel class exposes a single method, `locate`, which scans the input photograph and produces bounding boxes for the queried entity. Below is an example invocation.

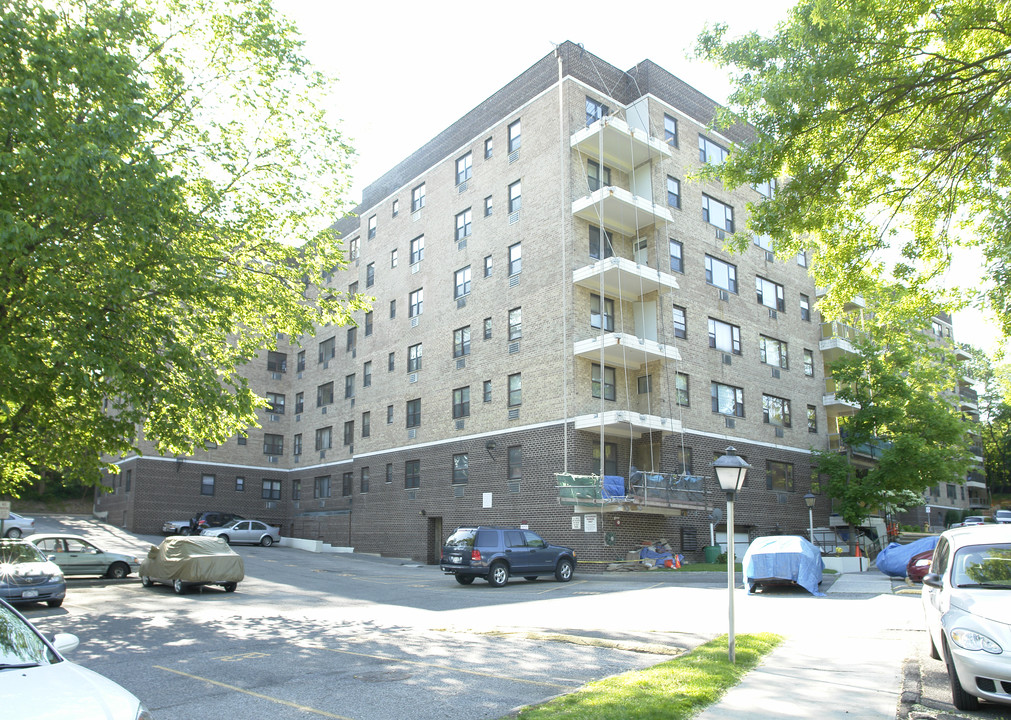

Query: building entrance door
[426,516,443,564]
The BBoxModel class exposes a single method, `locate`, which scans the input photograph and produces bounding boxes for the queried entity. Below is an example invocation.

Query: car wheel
[180,527,192,536]
[223,582,237,592]
[928,634,940,660]
[260,535,273,547]
[47,599,63,608]
[6,527,22,539]
[218,534,230,544]
[943,638,980,711]
[455,575,475,585]
[487,562,509,587]
[524,576,538,581]
[140,576,153,587]
[107,562,130,579]
[173,579,186,595]
[555,558,574,582]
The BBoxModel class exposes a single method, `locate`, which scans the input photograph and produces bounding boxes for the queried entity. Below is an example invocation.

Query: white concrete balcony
[572,256,679,301]
[572,186,672,237]
[573,410,681,439]
[816,287,866,311]
[570,116,671,173]
[819,321,862,363]
[823,378,859,413]
[573,333,680,369]
[966,480,987,490]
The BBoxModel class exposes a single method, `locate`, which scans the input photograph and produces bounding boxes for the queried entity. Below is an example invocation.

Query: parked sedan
[140,535,244,594]
[907,549,935,583]
[0,597,151,719]
[201,519,280,546]
[2,511,35,539]
[27,534,141,578]
[922,525,1011,711]
[0,539,66,607]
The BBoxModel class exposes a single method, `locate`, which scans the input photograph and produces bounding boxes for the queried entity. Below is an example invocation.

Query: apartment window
[405,460,420,489]
[666,176,681,209]
[453,327,470,358]
[508,242,522,275]
[292,479,301,500]
[483,380,492,402]
[389,299,396,319]
[385,464,393,484]
[314,426,332,451]
[262,479,281,501]
[348,280,358,297]
[318,337,335,364]
[711,382,745,417]
[366,262,375,287]
[452,387,470,419]
[756,276,786,311]
[408,343,422,372]
[508,181,521,213]
[699,135,729,165]
[346,326,356,353]
[484,136,493,158]
[508,307,522,340]
[454,266,471,298]
[201,474,215,496]
[803,349,815,377]
[591,363,616,401]
[672,305,687,339]
[237,434,247,446]
[314,475,330,498]
[263,433,283,455]
[392,198,399,217]
[406,398,421,428]
[409,288,423,317]
[484,255,492,277]
[363,361,372,387]
[766,460,794,492]
[364,311,373,337]
[388,352,395,372]
[507,119,521,152]
[797,250,808,267]
[455,208,472,240]
[589,225,613,260]
[676,373,690,406]
[755,178,776,198]
[590,294,614,332]
[592,442,618,476]
[708,318,742,354]
[760,335,789,369]
[507,445,522,480]
[349,236,360,260]
[391,248,398,268]
[638,375,653,394]
[456,152,472,185]
[483,317,492,340]
[343,420,354,446]
[800,294,811,321]
[266,392,285,414]
[362,411,370,438]
[755,234,774,252]
[316,381,333,407]
[386,404,393,424]
[586,96,609,125]
[411,183,425,212]
[452,453,469,484]
[267,351,287,373]
[762,394,792,427]
[675,447,693,475]
[367,215,376,240]
[588,159,611,191]
[344,373,355,399]
[508,373,522,406]
[664,114,678,146]
[669,239,683,273]
[484,195,493,217]
[296,350,305,372]
[293,433,302,456]
[360,467,370,494]
[409,234,424,264]
[705,255,738,293]
[702,194,735,232]
[807,405,818,433]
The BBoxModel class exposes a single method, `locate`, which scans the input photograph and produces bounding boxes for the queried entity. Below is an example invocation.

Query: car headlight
[950,627,1003,654]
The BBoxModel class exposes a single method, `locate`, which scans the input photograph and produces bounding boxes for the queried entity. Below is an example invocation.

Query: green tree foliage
[697,0,1011,333]
[0,0,364,495]
[964,346,1011,494]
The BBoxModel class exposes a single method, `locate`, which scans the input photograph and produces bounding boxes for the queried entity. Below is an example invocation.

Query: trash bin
[704,545,721,563]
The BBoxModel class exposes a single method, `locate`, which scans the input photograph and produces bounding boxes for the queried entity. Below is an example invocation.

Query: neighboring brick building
[98,41,837,565]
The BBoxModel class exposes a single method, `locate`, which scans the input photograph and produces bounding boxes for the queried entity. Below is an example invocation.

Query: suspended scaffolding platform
[556,471,708,517]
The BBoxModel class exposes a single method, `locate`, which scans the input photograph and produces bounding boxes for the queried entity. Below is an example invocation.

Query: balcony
[573,332,680,369]
[573,256,679,301]
[816,287,865,311]
[819,321,863,362]
[959,386,979,412]
[573,410,681,440]
[557,469,705,517]
[572,186,672,237]
[570,115,671,173]
[823,378,859,413]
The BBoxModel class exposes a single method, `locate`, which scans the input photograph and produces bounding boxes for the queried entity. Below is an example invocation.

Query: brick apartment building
[95,42,978,563]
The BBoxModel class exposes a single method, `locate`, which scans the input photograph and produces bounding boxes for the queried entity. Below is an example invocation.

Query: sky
[274,0,1003,355]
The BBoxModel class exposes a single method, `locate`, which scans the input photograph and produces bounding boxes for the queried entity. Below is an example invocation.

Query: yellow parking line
[536,579,587,594]
[154,665,355,719]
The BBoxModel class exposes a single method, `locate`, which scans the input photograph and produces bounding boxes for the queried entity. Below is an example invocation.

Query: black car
[440,526,576,587]
[162,511,245,536]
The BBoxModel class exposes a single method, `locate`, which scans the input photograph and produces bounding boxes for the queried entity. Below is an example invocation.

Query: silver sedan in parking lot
[2,511,35,539]
[201,519,280,546]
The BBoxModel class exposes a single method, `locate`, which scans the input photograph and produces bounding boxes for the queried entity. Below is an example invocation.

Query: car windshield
[444,529,476,548]
[0,543,45,564]
[952,543,1011,588]
[0,604,57,668]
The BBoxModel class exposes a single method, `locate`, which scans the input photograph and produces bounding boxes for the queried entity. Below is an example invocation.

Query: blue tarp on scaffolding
[602,475,625,499]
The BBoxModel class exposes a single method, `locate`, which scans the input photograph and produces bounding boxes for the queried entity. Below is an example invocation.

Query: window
[590,293,614,332]
[762,395,792,427]
[408,343,422,372]
[592,442,618,476]
[589,225,613,260]
[314,426,332,451]
[293,433,302,456]
[409,288,423,317]
[263,433,283,455]
[591,364,616,401]
[807,405,818,433]
[454,266,471,298]
[338,473,351,498]
[409,234,424,264]
[483,380,492,403]
[389,299,396,319]
[484,255,492,277]
[406,398,421,428]
[585,96,609,125]
[711,382,745,417]
[411,183,425,212]
[800,294,811,321]
[676,373,690,406]
[453,387,470,419]
[360,467,370,494]
[344,373,355,399]
[508,242,521,275]
[318,337,335,364]
[483,317,492,340]
[201,474,215,496]
[346,326,356,353]
[756,276,786,311]
[366,262,375,287]
[705,255,738,293]
[708,318,742,354]
[292,478,301,500]
[484,137,493,158]
[507,445,522,480]
[453,453,469,484]
[262,479,281,500]
[364,311,373,337]
[296,350,305,372]
[456,152,472,185]
[755,178,776,198]
[367,215,376,240]
[754,234,774,253]
[362,411,370,438]
[803,349,815,377]
[314,475,330,499]
[760,336,789,368]
[508,119,521,152]
[388,352,395,372]
[638,375,653,394]
[588,160,611,191]
[363,361,372,387]
[508,181,521,213]
[385,464,393,483]
[664,114,678,146]
[484,195,493,217]
[672,305,687,339]
[267,351,287,373]
[386,405,393,424]
[266,392,285,414]
[675,446,693,475]
[508,373,522,406]
[699,135,729,165]
[392,198,399,217]
[453,327,470,358]
[316,382,333,407]
[349,236,359,260]
[391,248,398,268]
[702,194,735,232]
[237,434,247,446]
[405,460,420,489]
[666,176,681,209]
[508,307,522,340]
[797,250,808,267]
[343,421,354,446]
[766,461,794,491]
[455,208,472,240]
[669,239,683,273]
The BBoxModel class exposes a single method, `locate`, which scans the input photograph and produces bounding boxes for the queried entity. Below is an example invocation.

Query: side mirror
[52,633,80,654]
[922,573,942,589]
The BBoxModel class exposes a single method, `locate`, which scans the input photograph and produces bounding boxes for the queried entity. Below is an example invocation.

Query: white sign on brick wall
[571,516,581,530]
[584,514,598,533]
[482,492,492,508]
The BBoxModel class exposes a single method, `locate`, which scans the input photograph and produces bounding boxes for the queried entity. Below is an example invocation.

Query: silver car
[0,539,66,608]
[201,519,280,546]
[2,511,35,539]
[27,534,141,578]
[922,524,1011,710]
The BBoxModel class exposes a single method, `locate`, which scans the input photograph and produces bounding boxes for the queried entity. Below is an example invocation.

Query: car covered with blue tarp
[743,535,825,596]
[875,535,939,578]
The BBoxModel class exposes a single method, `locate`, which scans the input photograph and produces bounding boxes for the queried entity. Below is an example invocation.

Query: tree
[964,346,1011,494]
[697,0,1011,333]
[0,0,364,495]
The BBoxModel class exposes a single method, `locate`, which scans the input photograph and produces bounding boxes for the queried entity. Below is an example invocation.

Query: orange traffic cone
[855,544,862,558]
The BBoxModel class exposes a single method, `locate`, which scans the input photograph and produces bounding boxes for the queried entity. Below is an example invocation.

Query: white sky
[275,0,1002,355]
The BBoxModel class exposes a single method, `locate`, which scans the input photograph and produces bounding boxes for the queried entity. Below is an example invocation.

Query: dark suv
[440,526,576,587]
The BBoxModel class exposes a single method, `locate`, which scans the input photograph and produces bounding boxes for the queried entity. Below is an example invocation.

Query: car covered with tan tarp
[139,536,244,594]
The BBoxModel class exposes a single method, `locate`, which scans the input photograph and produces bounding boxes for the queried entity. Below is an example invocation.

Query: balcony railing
[557,470,706,515]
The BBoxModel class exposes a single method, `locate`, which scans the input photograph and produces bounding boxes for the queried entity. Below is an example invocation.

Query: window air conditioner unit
[769,308,778,319]
[766,251,775,263]
[457,297,467,309]
[456,359,466,370]
[771,368,781,379]
[411,317,419,328]
[722,353,732,365]
[719,289,729,302]
[725,418,736,429]
[409,373,418,383]
[715,228,725,240]
[775,427,785,438]
[457,240,467,251]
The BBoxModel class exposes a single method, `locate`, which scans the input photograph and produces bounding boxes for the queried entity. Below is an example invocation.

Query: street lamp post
[712,447,751,664]
[804,492,816,545]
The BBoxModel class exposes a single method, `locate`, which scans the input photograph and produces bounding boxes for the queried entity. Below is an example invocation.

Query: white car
[0,598,151,719]
[201,519,280,546]
[922,524,1011,710]
[2,511,35,539]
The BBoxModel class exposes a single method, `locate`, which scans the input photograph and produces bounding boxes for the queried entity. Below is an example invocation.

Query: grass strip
[482,630,684,656]
[515,632,783,720]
